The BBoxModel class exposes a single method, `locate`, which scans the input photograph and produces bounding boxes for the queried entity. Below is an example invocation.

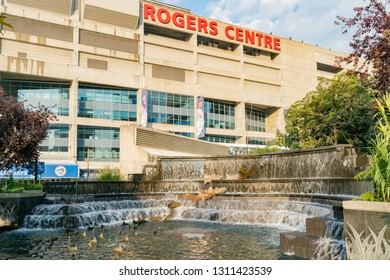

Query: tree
[0,87,56,171]
[335,0,390,95]
[278,73,376,152]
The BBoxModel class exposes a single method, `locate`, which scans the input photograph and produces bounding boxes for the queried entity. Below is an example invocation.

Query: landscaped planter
[343,200,390,260]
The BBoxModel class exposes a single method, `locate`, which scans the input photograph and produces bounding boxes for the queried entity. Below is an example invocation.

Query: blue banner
[0,162,44,179]
[0,163,79,179]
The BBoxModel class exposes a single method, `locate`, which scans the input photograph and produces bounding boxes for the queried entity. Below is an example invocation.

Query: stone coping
[343,200,390,213]
[0,191,45,198]
[159,144,354,160]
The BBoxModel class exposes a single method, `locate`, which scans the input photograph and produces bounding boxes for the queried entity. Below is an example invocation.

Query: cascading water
[23,199,175,229]
[313,220,346,260]
[177,200,332,230]
[21,198,332,231]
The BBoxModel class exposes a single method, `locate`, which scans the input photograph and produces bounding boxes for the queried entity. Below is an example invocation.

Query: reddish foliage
[335,0,390,94]
[0,87,56,171]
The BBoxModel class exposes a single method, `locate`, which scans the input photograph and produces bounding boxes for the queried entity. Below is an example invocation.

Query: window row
[248,137,267,145]
[78,109,137,122]
[2,80,267,132]
[148,91,194,109]
[2,80,71,117]
[78,85,137,104]
[204,135,239,144]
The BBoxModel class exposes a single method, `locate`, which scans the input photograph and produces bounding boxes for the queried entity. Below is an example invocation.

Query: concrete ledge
[343,200,390,213]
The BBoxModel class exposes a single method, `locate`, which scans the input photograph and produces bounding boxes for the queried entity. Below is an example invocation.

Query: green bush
[19,181,42,191]
[251,146,285,155]
[355,93,390,202]
[354,191,376,202]
[1,187,25,193]
[96,166,122,181]
[0,177,42,193]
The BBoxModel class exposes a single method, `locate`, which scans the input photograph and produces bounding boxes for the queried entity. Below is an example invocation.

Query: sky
[156,0,371,54]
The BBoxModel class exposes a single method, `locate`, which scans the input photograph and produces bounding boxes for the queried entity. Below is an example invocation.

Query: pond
[0,220,301,260]
[0,198,332,260]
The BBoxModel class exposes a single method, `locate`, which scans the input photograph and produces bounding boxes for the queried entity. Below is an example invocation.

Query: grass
[96,166,123,181]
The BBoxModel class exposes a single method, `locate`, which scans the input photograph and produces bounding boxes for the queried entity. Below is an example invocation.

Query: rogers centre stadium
[0,0,348,177]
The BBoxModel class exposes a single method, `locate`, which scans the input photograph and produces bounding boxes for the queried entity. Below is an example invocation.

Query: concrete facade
[0,0,347,175]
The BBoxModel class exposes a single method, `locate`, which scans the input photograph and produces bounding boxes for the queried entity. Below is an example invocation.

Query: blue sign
[0,163,79,179]
[42,164,79,179]
[0,162,44,179]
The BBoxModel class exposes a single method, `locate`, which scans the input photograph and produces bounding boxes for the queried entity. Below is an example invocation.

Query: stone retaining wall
[0,191,45,229]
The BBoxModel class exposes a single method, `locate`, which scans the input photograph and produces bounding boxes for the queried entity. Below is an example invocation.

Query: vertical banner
[196,96,205,139]
[141,88,148,127]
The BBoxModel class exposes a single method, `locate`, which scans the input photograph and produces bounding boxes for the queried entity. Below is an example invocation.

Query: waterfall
[22,198,332,230]
[313,220,346,260]
[22,199,175,229]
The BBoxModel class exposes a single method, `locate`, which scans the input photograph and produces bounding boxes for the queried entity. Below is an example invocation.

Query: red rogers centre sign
[144,3,281,52]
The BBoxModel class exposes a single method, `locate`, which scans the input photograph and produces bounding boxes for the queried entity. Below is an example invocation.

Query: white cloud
[205,0,366,52]
[155,0,369,53]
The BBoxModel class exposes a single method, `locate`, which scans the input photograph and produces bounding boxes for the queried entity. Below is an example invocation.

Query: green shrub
[96,166,122,181]
[21,182,42,191]
[0,178,42,193]
[2,187,25,193]
[355,93,390,202]
[251,146,285,155]
[354,191,376,202]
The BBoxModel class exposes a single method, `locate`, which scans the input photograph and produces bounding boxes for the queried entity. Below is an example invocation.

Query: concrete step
[280,231,318,259]
[306,217,344,239]
[280,231,345,260]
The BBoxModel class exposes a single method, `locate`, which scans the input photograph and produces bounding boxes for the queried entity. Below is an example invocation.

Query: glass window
[204,99,235,130]
[77,126,120,162]
[78,84,137,122]
[204,135,238,143]
[39,124,69,152]
[248,137,267,145]
[246,107,266,132]
[1,80,70,117]
[148,91,194,126]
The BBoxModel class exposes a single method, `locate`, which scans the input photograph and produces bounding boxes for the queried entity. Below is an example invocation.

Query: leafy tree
[0,87,56,171]
[335,0,390,95]
[278,73,376,152]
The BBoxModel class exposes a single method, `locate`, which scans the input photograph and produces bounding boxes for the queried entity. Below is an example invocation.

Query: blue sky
[156,0,371,53]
